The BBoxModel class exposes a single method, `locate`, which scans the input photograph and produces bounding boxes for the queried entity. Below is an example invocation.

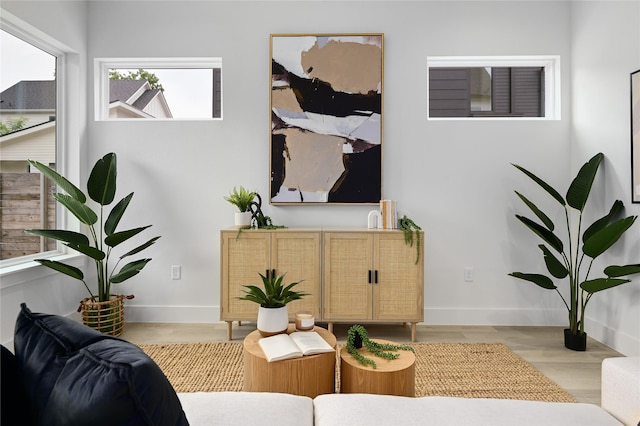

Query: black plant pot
[353,332,363,349]
[564,329,587,351]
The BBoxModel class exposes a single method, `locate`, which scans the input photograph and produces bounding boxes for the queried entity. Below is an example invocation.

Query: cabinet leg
[328,322,334,334]
[227,321,233,341]
[411,323,416,342]
[238,321,242,327]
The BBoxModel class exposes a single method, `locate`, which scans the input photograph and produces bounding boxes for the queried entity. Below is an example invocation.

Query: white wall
[570,1,640,356]
[2,1,638,356]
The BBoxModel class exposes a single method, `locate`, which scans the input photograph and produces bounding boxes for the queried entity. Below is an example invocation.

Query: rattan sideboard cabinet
[220,228,423,341]
[220,228,321,340]
[322,230,424,342]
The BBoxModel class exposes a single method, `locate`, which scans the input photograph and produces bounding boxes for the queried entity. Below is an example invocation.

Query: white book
[258,331,334,362]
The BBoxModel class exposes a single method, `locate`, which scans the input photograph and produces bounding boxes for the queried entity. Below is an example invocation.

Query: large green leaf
[539,244,568,278]
[53,193,98,226]
[104,226,151,248]
[515,191,555,231]
[88,152,117,206]
[34,259,84,280]
[105,193,133,235]
[110,258,151,283]
[583,216,637,258]
[24,229,89,246]
[515,215,564,253]
[580,278,630,294]
[566,153,603,211]
[119,236,161,258]
[27,159,86,203]
[509,272,557,289]
[239,284,269,305]
[583,200,623,243]
[512,164,565,206]
[604,264,640,277]
[65,243,105,261]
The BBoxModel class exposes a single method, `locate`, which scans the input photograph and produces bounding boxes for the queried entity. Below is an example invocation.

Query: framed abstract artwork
[270,34,383,204]
[632,69,640,203]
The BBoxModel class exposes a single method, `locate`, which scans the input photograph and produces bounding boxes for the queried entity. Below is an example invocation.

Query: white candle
[295,312,314,331]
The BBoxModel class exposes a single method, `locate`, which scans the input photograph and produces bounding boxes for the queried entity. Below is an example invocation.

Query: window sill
[0,253,85,289]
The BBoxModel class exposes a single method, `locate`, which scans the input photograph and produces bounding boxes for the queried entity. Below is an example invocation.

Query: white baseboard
[424,307,567,326]
[125,305,220,323]
[585,316,640,357]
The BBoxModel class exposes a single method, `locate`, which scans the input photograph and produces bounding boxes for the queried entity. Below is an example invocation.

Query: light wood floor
[121,322,622,405]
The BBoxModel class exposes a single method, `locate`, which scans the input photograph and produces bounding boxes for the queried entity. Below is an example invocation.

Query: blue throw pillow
[14,304,189,426]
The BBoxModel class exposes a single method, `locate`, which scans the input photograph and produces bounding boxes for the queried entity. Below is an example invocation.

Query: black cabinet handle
[375,270,378,284]
[368,270,372,284]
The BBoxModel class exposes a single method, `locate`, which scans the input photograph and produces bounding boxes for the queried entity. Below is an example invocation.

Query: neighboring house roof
[108,80,172,118]
[132,88,162,110]
[0,80,55,111]
[109,80,147,103]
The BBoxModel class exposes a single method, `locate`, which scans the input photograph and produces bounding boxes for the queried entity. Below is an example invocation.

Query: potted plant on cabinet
[224,186,257,228]
[509,152,640,350]
[238,271,308,336]
[25,153,160,336]
[398,215,422,265]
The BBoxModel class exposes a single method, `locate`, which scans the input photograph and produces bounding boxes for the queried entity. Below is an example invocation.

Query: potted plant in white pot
[238,272,308,336]
[25,153,160,336]
[509,152,640,350]
[224,186,257,228]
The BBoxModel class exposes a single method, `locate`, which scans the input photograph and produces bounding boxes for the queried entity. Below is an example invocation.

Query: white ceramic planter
[234,211,252,228]
[257,306,289,337]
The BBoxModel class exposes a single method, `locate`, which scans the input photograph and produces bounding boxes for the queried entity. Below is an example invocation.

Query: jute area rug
[138,342,576,403]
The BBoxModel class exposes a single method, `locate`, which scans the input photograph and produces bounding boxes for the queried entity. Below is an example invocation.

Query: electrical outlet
[464,267,474,282]
[171,265,181,280]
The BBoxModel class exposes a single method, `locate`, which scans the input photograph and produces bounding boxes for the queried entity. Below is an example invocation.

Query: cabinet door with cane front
[220,230,270,320]
[373,231,424,322]
[323,232,374,320]
[271,231,321,319]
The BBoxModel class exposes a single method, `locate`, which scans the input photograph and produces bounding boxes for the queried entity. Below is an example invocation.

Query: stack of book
[380,199,397,229]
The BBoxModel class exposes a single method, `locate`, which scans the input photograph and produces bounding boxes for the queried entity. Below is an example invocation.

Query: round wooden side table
[340,339,415,397]
[243,324,337,398]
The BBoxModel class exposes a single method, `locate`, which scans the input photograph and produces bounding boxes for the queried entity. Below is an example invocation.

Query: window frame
[427,55,561,120]
[94,57,223,121]
[0,9,78,272]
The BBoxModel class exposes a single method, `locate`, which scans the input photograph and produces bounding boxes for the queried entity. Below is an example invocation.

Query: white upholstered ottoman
[601,356,640,426]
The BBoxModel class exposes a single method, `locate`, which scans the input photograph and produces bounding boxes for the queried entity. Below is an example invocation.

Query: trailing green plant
[346,324,414,369]
[25,153,161,302]
[509,152,640,338]
[224,186,257,212]
[238,272,308,308]
[398,215,422,264]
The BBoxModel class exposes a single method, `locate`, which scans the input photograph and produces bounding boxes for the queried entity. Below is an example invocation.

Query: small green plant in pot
[25,153,160,336]
[346,324,414,369]
[509,152,640,350]
[224,186,257,228]
[398,215,422,265]
[238,272,308,336]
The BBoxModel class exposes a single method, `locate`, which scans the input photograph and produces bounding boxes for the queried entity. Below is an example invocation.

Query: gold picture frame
[632,69,640,203]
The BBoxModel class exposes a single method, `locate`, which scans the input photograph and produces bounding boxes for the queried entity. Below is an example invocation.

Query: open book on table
[258,331,334,362]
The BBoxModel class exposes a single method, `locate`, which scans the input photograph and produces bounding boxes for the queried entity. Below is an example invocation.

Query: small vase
[257,306,288,337]
[234,212,252,228]
[564,329,587,351]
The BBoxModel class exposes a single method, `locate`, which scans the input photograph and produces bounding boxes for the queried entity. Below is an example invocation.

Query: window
[0,27,58,262]
[95,58,223,120]
[427,56,560,120]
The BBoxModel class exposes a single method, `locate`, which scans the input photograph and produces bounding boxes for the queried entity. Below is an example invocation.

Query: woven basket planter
[78,294,134,336]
